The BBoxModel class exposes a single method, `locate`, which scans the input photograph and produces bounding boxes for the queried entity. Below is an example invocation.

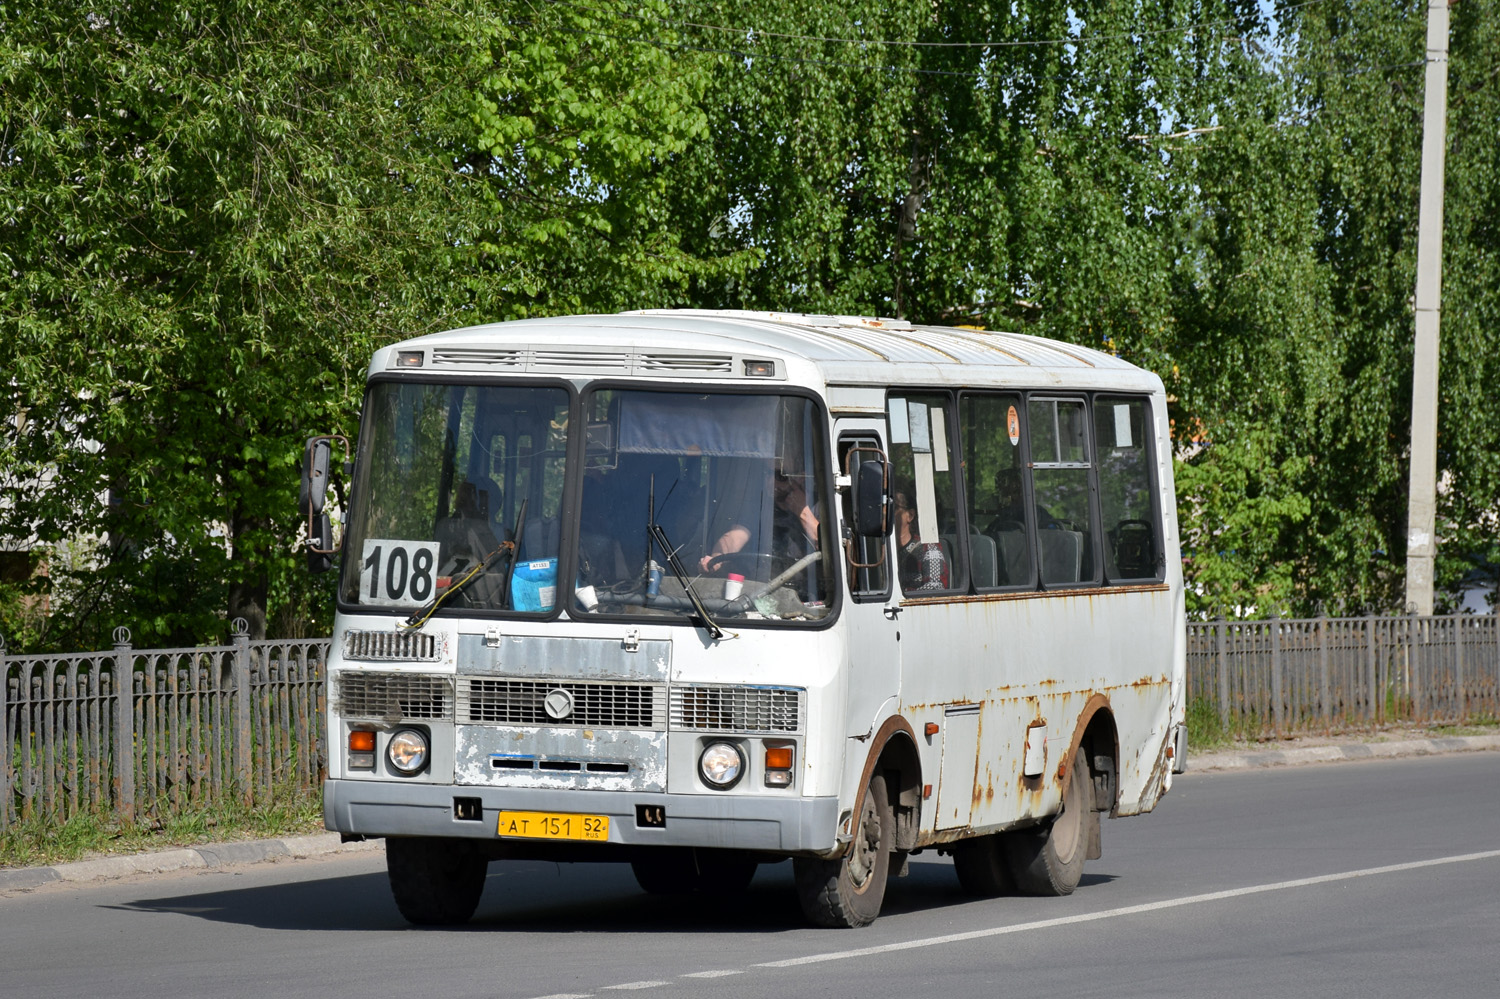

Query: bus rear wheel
[1007,749,1090,896]
[794,772,892,927]
[386,836,488,925]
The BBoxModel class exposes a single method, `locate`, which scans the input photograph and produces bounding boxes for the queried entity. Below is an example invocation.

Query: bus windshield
[340,381,835,624]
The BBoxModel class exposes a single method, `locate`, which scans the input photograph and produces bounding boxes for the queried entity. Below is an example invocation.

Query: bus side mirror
[301,435,347,573]
[308,513,334,574]
[852,460,889,538]
[300,438,331,516]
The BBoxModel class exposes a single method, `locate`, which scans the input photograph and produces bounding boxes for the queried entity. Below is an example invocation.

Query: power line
[553,0,1346,51]
[558,19,1431,86]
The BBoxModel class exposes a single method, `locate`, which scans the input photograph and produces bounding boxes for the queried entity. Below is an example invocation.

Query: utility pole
[1404,0,1450,615]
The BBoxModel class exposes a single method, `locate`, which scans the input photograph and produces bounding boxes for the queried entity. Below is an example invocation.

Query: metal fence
[1187,614,1500,739]
[2,620,328,832]
[6,613,1498,831]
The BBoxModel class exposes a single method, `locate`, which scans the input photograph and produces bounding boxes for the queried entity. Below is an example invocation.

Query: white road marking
[602,982,669,990]
[528,994,591,999]
[681,970,743,978]
[754,849,1500,969]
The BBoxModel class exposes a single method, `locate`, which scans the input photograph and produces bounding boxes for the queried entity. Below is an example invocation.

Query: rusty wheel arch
[850,715,923,854]
[1062,693,1120,811]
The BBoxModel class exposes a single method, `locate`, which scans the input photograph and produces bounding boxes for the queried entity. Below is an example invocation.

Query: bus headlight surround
[387,728,429,775]
[699,741,745,789]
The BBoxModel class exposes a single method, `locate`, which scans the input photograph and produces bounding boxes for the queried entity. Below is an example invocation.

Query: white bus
[304,309,1187,928]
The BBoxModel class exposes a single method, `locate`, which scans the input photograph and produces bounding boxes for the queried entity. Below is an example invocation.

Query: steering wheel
[703,551,783,579]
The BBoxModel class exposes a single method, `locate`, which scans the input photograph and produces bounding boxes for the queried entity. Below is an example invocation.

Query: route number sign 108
[359,539,441,606]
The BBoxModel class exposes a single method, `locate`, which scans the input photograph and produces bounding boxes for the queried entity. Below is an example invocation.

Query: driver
[699,466,819,573]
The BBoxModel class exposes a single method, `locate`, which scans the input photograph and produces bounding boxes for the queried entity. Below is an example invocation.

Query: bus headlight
[698,741,745,789]
[387,728,429,775]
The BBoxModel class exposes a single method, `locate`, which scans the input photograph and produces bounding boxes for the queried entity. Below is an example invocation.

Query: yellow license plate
[496,810,610,842]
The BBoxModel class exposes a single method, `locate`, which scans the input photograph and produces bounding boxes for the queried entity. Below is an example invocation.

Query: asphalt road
[3,753,1497,999]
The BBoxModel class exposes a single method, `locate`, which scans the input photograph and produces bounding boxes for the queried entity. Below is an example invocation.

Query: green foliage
[3,0,1496,642]
[0,1,752,649]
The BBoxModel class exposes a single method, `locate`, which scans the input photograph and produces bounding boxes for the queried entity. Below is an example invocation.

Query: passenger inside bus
[893,483,948,591]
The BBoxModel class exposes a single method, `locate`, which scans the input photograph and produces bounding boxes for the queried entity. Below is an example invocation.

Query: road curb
[1189,733,1500,772]
[5,736,1496,890]
[0,831,380,892]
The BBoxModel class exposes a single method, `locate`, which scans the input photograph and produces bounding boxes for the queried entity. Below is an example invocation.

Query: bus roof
[372,309,1162,393]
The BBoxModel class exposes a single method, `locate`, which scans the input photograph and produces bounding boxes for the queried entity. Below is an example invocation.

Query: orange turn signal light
[764,746,794,770]
[348,730,376,753]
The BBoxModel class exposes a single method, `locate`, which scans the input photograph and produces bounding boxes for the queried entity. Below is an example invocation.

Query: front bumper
[323,778,839,854]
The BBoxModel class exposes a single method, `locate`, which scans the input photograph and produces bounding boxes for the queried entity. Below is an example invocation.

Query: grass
[1,789,323,870]
[1426,718,1499,737]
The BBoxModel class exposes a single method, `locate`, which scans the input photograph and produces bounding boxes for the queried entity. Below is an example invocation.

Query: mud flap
[1085,809,1102,860]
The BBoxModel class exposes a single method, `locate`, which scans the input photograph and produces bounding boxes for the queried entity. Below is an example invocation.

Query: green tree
[0,1,750,649]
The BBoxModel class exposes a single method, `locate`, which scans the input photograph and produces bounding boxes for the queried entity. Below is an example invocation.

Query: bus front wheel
[386,836,488,925]
[794,772,892,927]
[1007,749,1090,896]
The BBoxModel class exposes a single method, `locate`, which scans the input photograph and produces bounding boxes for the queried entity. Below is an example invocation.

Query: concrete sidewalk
[4,733,1496,893]
[1188,731,1500,772]
[0,831,380,892]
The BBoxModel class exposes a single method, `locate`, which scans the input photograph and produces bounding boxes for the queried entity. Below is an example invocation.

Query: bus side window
[960,392,1034,589]
[1094,397,1162,582]
[838,436,890,600]
[1029,398,1097,586]
[886,394,963,595]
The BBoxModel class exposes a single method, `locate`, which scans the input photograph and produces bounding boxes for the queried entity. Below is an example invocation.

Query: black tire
[952,833,1013,897]
[632,849,759,895]
[1007,749,1091,896]
[386,837,488,925]
[794,773,892,928]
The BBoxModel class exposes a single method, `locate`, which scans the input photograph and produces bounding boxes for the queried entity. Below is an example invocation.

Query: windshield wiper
[648,519,724,641]
[403,499,527,629]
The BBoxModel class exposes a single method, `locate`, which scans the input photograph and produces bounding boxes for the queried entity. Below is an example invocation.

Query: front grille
[640,352,734,374]
[670,685,803,734]
[424,346,735,376]
[531,350,631,371]
[343,630,439,662]
[459,679,667,730]
[336,672,452,721]
[429,347,524,368]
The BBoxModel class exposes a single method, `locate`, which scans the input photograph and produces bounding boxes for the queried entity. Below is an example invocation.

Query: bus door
[836,429,900,742]
[884,392,980,831]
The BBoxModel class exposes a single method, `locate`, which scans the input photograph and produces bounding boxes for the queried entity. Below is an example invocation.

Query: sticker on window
[359,539,441,606]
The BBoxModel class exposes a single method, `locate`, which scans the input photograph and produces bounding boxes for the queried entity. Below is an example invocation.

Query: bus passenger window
[960,393,1033,588]
[887,393,961,594]
[1095,397,1160,581]
[1029,398,1095,586]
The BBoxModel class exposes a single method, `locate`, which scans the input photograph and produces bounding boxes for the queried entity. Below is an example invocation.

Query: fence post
[1318,613,1330,731]
[231,618,253,806]
[1410,612,1424,723]
[1269,611,1283,736]
[112,627,135,823]
[1216,615,1229,728]
[0,632,9,831]
[1453,614,1465,724]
